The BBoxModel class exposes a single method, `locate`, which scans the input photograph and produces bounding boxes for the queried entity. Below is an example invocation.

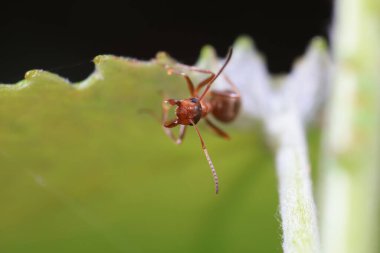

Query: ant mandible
[161,48,240,194]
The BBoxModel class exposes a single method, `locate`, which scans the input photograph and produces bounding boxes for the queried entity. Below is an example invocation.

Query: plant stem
[319,0,380,252]
[265,109,320,253]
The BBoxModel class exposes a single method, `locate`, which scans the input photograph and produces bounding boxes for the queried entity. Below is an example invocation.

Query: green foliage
[0,55,285,253]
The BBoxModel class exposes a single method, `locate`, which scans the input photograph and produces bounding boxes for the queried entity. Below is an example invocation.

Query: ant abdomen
[210,90,241,123]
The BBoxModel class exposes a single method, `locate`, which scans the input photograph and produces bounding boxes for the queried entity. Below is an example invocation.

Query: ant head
[166,97,202,125]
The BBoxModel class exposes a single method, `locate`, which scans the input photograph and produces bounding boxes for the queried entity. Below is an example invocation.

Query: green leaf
[0,52,281,253]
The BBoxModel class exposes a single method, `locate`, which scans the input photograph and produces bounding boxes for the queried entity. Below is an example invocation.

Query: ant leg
[223,74,241,96]
[174,65,216,96]
[194,74,215,96]
[165,66,195,96]
[163,121,187,144]
[176,125,187,144]
[140,107,185,143]
[163,119,179,128]
[167,63,216,97]
[175,64,214,74]
[165,99,180,106]
[190,119,219,194]
[178,51,237,96]
[205,118,230,140]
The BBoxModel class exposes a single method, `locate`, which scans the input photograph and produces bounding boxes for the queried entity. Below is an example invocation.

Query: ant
[160,48,240,194]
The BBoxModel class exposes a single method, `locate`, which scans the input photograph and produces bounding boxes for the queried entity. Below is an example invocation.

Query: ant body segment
[161,48,240,194]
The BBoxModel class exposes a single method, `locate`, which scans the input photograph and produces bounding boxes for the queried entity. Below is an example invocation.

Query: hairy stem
[266,109,320,253]
[319,0,380,252]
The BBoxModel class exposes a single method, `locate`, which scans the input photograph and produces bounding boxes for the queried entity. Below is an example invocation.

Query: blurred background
[0,0,331,83]
[0,1,335,253]
[2,0,380,252]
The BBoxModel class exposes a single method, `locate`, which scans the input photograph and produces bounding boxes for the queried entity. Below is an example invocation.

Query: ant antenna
[199,47,233,101]
[190,119,219,194]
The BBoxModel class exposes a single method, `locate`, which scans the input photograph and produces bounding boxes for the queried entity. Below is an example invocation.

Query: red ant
[160,48,240,194]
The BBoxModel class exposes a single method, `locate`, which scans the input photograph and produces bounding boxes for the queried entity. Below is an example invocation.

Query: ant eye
[190,98,198,103]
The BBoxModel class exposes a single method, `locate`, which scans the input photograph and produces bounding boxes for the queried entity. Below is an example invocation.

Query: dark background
[0,0,332,83]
